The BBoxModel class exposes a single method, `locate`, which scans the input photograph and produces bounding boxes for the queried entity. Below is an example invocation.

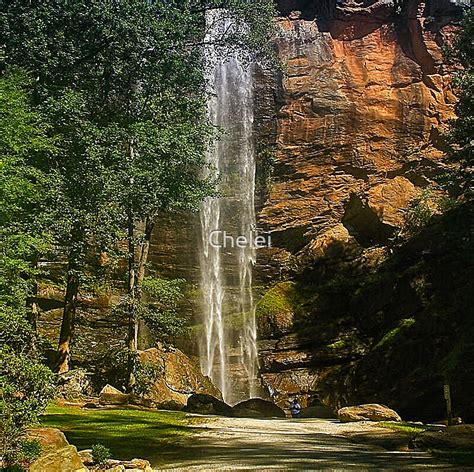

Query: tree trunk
[56,263,79,374]
[137,217,154,286]
[56,223,83,374]
[126,141,138,390]
[136,217,154,350]
[26,257,39,353]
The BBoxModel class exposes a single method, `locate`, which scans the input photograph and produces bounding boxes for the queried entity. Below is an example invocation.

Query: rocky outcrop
[99,384,130,405]
[28,428,87,472]
[57,369,93,400]
[257,1,459,277]
[338,404,402,422]
[78,449,153,471]
[132,346,221,410]
[183,393,233,416]
[232,398,286,418]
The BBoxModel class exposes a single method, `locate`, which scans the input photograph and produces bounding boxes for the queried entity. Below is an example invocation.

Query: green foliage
[447,10,473,196]
[326,340,348,350]
[133,361,162,397]
[374,318,416,349]
[0,347,55,467]
[138,277,189,344]
[142,278,186,306]
[91,443,112,467]
[91,348,130,393]
[0,70,56,469]
[402,188,456,237]
[91,348,162,395]
[0,70,55,312]
[0,308,36,355]
[17,439,42,464]
[255,281,298,320]
[2,2,277,373]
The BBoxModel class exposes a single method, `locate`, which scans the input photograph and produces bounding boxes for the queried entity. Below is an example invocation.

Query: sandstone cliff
[255,0,473,422]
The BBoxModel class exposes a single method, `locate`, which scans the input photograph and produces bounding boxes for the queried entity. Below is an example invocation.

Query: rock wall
[256,0,460,277]
[254,0,471,420]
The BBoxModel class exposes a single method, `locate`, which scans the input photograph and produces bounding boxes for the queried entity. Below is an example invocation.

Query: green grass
[41,404,206,466]
[326,339,348,350]
[379,423,474,466]
[379,421,427,435]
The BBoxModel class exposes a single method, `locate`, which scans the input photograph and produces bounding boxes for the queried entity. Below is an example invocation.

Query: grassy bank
[41,404,205,466]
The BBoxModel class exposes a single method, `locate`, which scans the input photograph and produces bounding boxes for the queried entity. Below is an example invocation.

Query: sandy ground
[158,417,463,471]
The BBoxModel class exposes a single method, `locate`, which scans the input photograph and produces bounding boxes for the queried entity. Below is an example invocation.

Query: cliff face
[255,0,472,421]
[256,0,460,275]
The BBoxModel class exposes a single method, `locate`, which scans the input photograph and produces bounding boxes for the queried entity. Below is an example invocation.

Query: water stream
[199,11,259,404]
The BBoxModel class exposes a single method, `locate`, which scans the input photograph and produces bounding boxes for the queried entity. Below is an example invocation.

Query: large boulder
[28,428,87,472]
[338,404,401,422]
[367,177,418,230]
[56,368,93,400]
[232,398,286,418]
[131,346,221,410]
[415,425,474,450]
[99,384,130,405]
[183,393,233,416]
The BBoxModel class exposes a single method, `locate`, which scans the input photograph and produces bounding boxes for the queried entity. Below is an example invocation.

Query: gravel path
[158,417,462,471]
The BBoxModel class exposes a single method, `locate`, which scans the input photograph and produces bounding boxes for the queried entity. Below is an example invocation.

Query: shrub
[92,443,111,466]
[0,347,54,467]
[133,361,162,397]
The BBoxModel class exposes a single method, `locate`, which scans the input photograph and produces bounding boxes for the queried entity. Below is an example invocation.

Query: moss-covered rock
[256,281,299,338]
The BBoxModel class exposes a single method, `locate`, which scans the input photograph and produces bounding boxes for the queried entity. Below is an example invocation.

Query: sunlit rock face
[254,0,465,414]
[256,0,460,277]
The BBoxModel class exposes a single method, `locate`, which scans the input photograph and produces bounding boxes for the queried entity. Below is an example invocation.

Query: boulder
[367,177,418,229]
[131,346,221,410]
[28,428,87,472]
[232,398,286,418]
[78,449,94,465]
[415,424,474,450]
[82,401,99,409]
[106,458,152,471]
[56,368,93,400]
[300,405,335,419]
[28,428,69,450]
[105,466,125,472]
[99,384,130,405]
[183,393,233,416]
[338,404,401,422]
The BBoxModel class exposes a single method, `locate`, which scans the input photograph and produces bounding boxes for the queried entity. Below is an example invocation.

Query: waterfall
[199,10,259,404]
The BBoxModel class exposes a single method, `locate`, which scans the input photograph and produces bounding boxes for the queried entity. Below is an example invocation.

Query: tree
[448,9,473,197]
[0,69,56,345]
[0,70,55,470]
[2,0,277,377]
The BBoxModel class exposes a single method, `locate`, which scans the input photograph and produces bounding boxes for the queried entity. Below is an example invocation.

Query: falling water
[199,10,259,403]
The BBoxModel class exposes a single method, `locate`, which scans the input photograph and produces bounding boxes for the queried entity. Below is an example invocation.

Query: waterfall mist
[199,10,259,404]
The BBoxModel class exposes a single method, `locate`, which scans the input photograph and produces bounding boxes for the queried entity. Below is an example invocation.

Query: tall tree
[2,0,276,375]
[448,9,473,197]
[0,70,55,468]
